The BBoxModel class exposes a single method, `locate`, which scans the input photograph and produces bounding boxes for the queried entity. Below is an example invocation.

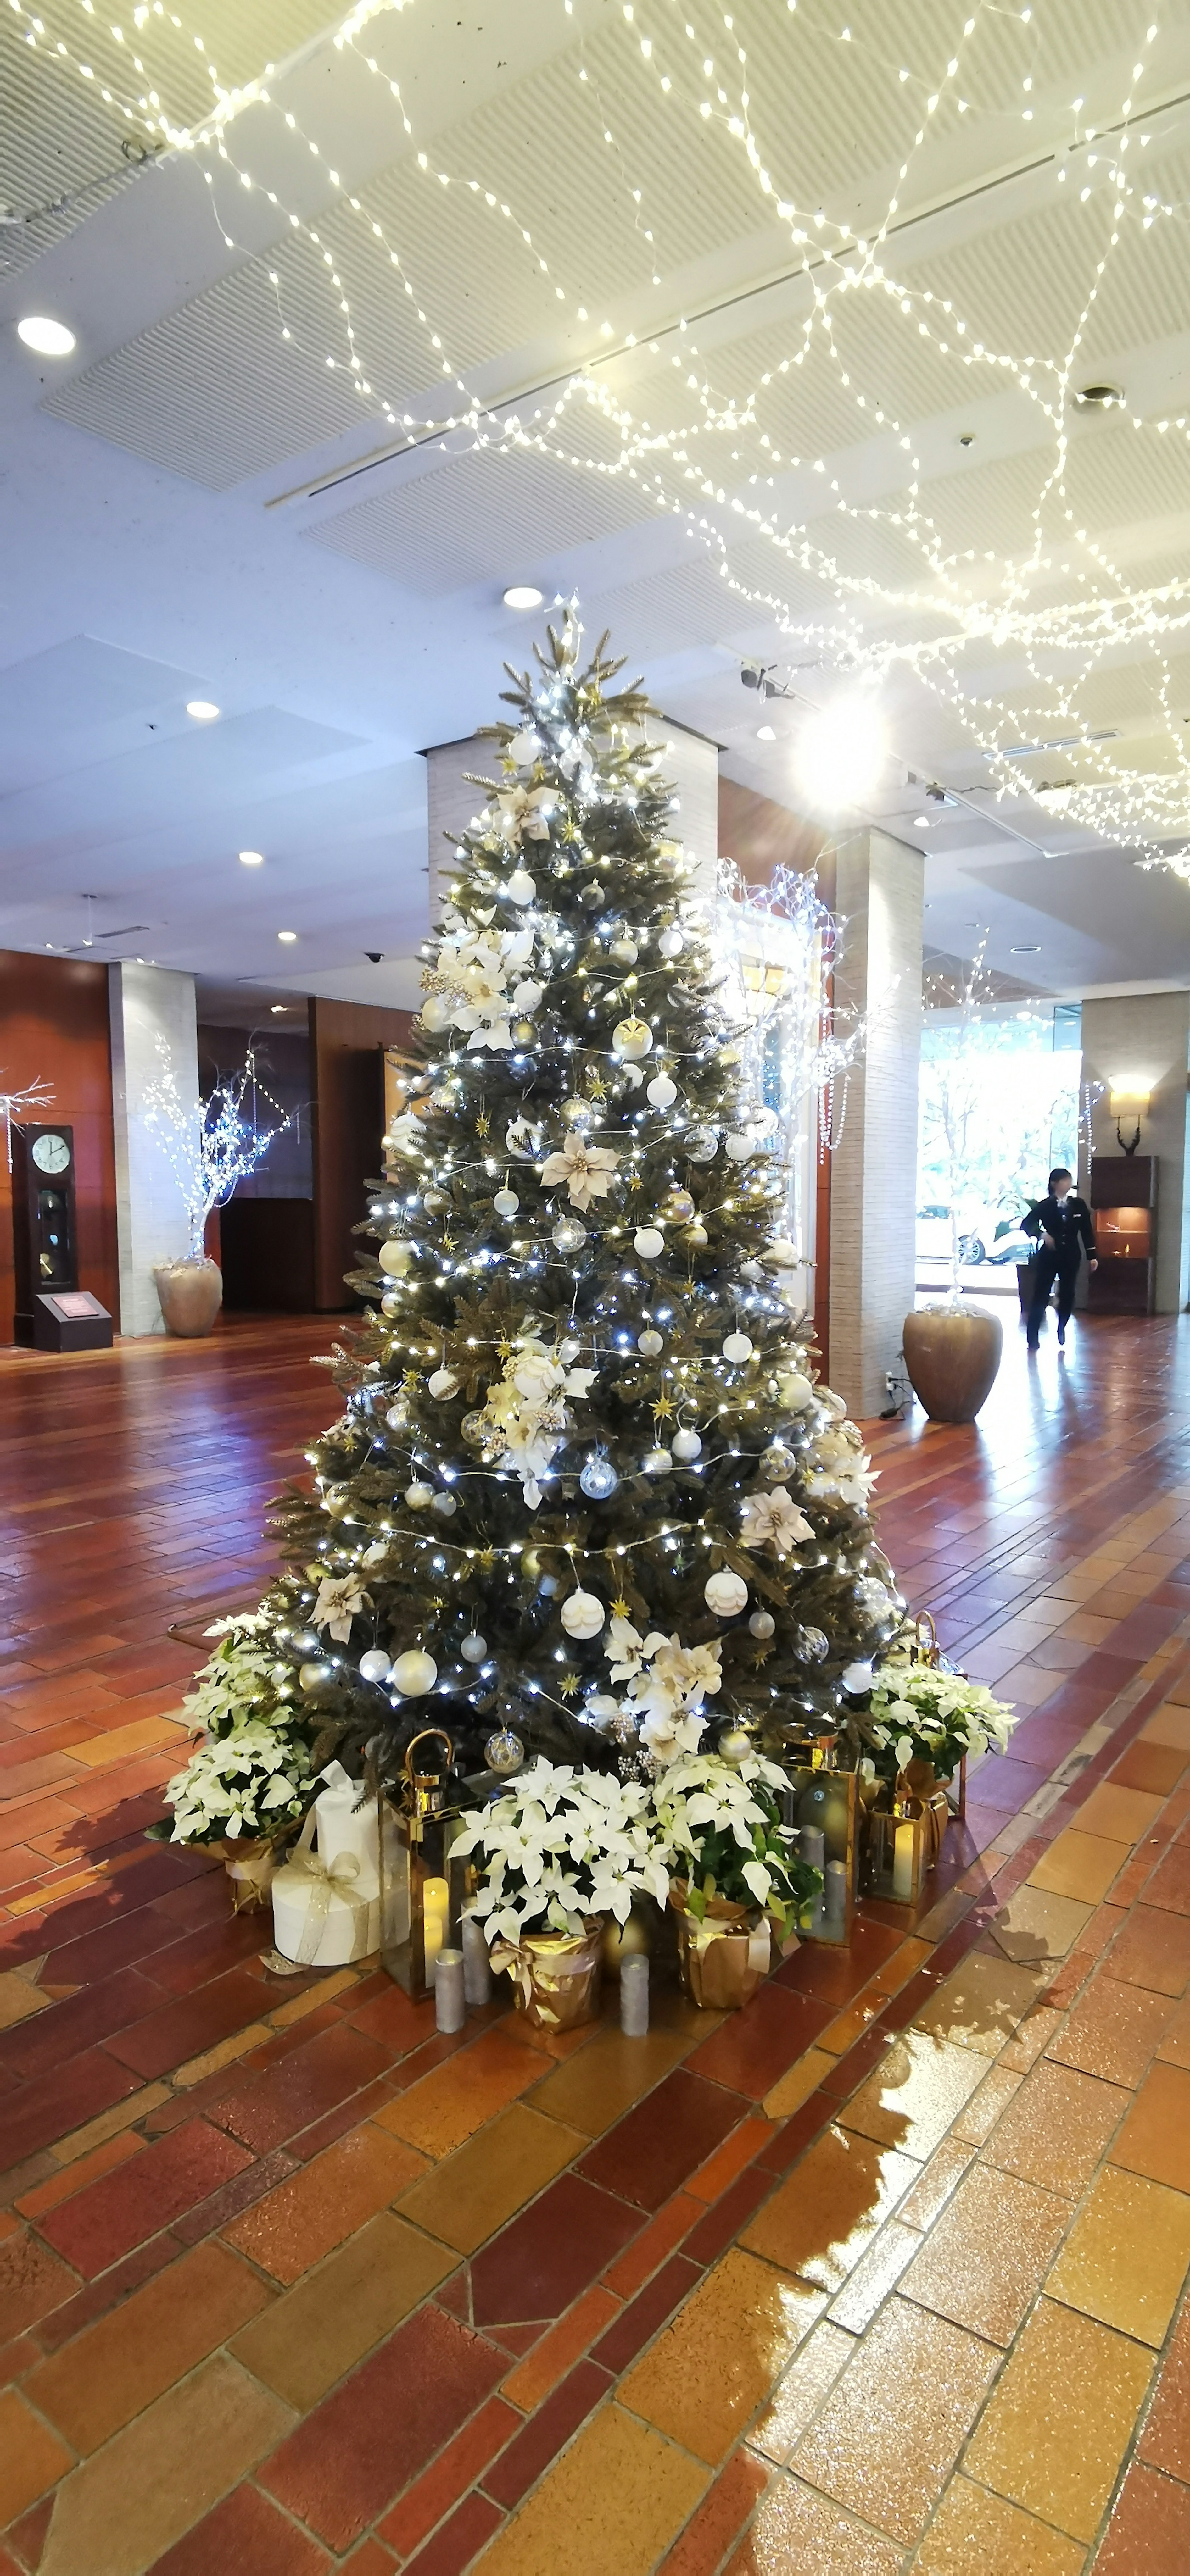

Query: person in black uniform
[1022,1167,1097,1348]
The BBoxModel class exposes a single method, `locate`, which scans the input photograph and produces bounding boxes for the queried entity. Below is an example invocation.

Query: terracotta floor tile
[148,2482,333,2575]
[1110,1740,1188,1796]
[1102,1902,1190,1997]
[1138,2298,1190,2480]
[374,2026,546,2157]
[601,2192,700,2300]
[1028,1831,1129,1905]
[206,2021,391,2154]
[482,2355,612,2508]
[751,2317,855,2463]
[724,2473,903,2575]
[472,2402,707,2576]
[501,2284,620,2411]
[25,2238,271,2451]
[1143,1836,1190,1918]
[223,2124,427,2283]
[683,1985,834,2100]
[1155,1994,1190,2067]
[901,2161,1068,2346]
[984,2058,1130,2198]
[950,2059,1024,2148]
[791,2296,999,2545]
[897,2136,977,2232]
[654,2451,767,2576]
[1046,2163,1190,2347]
[259,2301,504,2552]
[37,2353,294,2576]
[1072,1781,1164,1844]
[524,2027,689,2138]
[230,2212,455,2410]
[0,2227,78,2341]
[36,2116,252,2278]
[620,2248,824,2464]
[378,2393,517,2555]
[911,1953,1046,2059]
[1109,2059,1190,2191]
[761,2045,835,2121]
[0,2046,145,2170]
[839,2030,986,2160]
[908,2476,1087,2575]
[1046,1971,1175,2088]
[16,2128,145,2219]
[1142,1705,1190,1751]
[0,2388,74,2526]
[1092,2460,1190,2575]
[398,2103,585,2257]
[964,2297,1153,2542]
[576,2067,744,2213]
[740,2124,920,2293]
[985,1886,1094,1968]
[827,2216,920,2331]
[472,2169,640,2327]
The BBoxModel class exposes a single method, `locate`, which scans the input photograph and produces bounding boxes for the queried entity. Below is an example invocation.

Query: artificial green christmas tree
[170,613,901,1821]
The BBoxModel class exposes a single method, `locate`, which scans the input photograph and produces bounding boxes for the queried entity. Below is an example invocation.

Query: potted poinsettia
[651,1749,823,2010]
[149,1613,317,1905]
[452,1758,669,2029]
[853,1659,1016,1789]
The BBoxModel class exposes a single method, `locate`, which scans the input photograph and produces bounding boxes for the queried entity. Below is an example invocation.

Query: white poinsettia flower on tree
[540,1135,619,1210]
[639,1702,707,1765]
[480,1334,596,1505]
[739,1485,814,1553]
[387,1110,429,1158]
[311,1572,372,1641]
[496,781,555,844]
[606,1613,646,1682]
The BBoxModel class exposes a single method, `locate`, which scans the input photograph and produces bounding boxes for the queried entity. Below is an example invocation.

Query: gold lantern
[379,1729,472,2000]
[862,1785,930,1907]
[778,1738,859,1946]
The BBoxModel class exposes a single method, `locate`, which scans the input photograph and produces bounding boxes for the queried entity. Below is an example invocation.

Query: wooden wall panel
[309,998,416,1310]
[0,952,119,1340]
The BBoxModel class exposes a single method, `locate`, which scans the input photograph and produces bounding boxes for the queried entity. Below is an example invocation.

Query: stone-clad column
[108,962,199,1334]
[827,829,924,1417]
[1080,990,1190,1312]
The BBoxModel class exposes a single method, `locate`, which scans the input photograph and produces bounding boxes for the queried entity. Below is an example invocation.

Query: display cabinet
[1088,1155,1156,1315]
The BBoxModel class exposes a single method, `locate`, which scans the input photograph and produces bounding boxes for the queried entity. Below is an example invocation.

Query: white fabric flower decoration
[739,1485,813,1553]
[496,782,555,844]
[540,1136,619,1211]
[311,1572,372,1642]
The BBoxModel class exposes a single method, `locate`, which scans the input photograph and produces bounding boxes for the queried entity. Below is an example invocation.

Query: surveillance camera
[365,951,384,963]
[740,658,767,691]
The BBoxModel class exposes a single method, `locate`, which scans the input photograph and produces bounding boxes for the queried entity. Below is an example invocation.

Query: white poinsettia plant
[865,1657,1016,1782]
[589,1617,723,1764]
[163,1716,316,1847]
[453,1757,670,1943]
[651,1750,821,1935]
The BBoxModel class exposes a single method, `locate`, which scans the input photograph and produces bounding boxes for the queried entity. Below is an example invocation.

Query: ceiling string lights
[14,0,1190,874]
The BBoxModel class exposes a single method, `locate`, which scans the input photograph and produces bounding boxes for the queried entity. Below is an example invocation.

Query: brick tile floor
[3,1313,1190,2570]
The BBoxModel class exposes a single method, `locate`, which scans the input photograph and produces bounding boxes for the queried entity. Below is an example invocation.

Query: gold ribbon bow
[290,1810,371,1965]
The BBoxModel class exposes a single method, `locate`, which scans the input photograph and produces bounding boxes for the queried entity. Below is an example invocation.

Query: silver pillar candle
[620,1951,649,2036]
[824,1858,847,1925]
[461,1913,492,2006]
[435,1947,466,2033]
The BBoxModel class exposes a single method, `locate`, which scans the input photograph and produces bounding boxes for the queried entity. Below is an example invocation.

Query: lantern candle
[423,1878,450,1983]
[892,1823,916,1903]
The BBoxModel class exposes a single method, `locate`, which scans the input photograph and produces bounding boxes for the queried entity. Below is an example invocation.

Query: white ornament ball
[391,1648,438,1696]
[779,1371,815,1413]
[428,1367,458,1399]
[643,1446,673,1476]
[493,1187,519,1219]
[705,1568,749,1618]
[725,1133,754,1162]
[621,1063,645,1090]
[378,1241,412,1276]
[646,1073,678,1110]
[657,925,685,958]
[513,979,543,1012]
[420,994,452,1033]
[507,728,540,767]
[359,1648,392,1683]
[431,1491,457,1517]
[672,1426,702,1462]
[748,1610,775,1640]
[385,1402,409,1432]
[723,1332,754,1363]
[561,1589,606,1639]
[381,1292,400,1317]
[634,1227,665,1260]
[764,1238,799,1270]
[405,1481,433,1509]
[461,1632,488,1663]
[637,1328,664,1356]
[612,1016,653,1060]
[506,868,536,905]
[299,1661,334,1694]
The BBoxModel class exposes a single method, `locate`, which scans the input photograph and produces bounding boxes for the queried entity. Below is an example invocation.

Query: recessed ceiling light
[17,315,75,357]
[238,850,265,866]
[913,814,931,828]
[1011,943,1040,953]
[1075,382,1124,408]
[756,724,776,742]
[186,699,220,721]
[270,1003,288,1013]
[503,585,543,609]
[277,930,297,943]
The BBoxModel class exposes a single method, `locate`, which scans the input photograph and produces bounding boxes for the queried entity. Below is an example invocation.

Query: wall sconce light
[1109,1078,1151,1156]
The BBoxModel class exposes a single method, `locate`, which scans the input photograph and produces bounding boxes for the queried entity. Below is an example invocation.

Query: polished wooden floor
[1,1309,1189,2573]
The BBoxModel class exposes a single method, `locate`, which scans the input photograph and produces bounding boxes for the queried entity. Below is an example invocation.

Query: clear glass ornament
[684,1127,718,1162]
[792,1624,830,1662]
[460,1411,489,1447]
[553,1216,588,1253]
[485,1729,525,1775]
[580,1452,619,1499]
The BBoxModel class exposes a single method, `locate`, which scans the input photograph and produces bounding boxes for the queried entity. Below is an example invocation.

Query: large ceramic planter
[903,1306,1002,1424]
[154,1258,223,1338]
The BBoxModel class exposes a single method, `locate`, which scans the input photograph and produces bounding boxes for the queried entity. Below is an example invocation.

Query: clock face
[31,1133,70,1175]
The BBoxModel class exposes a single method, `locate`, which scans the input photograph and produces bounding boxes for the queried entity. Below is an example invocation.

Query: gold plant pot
[902,1306,1003,1424]
[213,1835,277,1911]
[154,1258,223,1338]
[669,1883,774,2010]
[493,1920,604,2030]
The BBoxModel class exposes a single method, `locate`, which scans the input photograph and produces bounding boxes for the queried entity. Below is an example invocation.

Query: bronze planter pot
[902,1305,1003,1424]
[153,1258,223,1338]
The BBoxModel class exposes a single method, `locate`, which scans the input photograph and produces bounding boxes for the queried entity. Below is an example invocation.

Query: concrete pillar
[423,713,719,919]
[827,829,924,1417]
[1080,991,1190,1312]
[108,963,199,1335]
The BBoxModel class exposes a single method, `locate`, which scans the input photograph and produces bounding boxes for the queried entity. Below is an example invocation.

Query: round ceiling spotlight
[1075,383,1125,409]
[17,316,75,356]
[503,585,543,609]
[277,930,297,944]
[756,724,776,742]
[794,696,889,810]
[238,850,265,867]
[186,699,220,721]
[913,814,932,828]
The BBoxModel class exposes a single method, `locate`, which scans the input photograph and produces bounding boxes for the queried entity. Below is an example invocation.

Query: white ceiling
[3,0,1190,1011]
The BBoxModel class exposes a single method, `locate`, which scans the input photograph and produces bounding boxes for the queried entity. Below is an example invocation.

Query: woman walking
[1023,1167,1098,1348]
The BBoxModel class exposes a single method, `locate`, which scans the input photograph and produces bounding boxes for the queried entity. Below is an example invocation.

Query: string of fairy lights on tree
[12,0,1190,871]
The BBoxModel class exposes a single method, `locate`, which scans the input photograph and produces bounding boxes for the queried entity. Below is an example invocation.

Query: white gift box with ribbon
[271,1766,379,1968]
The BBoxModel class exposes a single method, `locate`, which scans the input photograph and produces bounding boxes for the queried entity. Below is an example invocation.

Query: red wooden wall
[0,952,120,1339]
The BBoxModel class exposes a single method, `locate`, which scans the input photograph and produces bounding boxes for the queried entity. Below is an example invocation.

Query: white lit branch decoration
[1,1075,55,1170]
[143,1036,295,1260]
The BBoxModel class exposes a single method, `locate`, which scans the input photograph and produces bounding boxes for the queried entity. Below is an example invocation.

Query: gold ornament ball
[718,1724,756,1763]
[391,1647,438,1696]
[513,1018,536,1043]
[612,1015,653,1060]
[601,1908,654,1978]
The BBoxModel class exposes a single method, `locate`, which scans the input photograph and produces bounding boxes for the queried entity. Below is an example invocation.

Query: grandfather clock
[11,1126,111,1349]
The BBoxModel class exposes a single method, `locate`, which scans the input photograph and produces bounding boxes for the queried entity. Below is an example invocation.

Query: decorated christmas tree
[169,613,901,1831]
